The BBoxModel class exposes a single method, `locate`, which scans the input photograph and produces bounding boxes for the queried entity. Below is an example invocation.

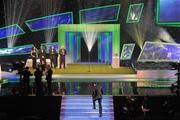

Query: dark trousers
[36,82,43,96]
[143,111,151,120]
[47,80,52,96]
[93,99,102,115]
[50,56,56,68]
[60,56,65,69]
[32,58,36,69]
[22,82,30,96]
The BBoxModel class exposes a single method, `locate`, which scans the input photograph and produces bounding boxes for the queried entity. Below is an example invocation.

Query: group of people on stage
[20,64,53,96]
[30,45,66,69]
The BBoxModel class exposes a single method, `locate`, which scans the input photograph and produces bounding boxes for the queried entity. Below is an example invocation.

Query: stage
[30,64,135,74]
[0,64,176,96]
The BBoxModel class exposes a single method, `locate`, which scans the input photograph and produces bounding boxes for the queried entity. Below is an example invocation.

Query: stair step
[61,103,113,106]
[60,112,113,116]
[60,116,114,120]
[61,106,113,109]
[60,109,113,113]
[60,96,114,120]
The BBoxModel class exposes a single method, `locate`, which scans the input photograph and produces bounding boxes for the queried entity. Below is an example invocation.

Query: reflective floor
[0,71,176,96]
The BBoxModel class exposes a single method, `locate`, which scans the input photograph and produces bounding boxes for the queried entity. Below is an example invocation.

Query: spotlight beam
[3,0,32,47]
[40,0,63,43]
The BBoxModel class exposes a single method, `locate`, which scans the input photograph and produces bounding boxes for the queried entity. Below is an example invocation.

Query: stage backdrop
[58,24,120,68]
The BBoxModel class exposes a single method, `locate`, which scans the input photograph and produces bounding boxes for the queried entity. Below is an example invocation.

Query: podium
[25,59,51,67]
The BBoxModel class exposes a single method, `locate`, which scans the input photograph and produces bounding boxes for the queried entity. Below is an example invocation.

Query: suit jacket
[39,50,46,59]
[46,69,53,81]
[92,86,103,100]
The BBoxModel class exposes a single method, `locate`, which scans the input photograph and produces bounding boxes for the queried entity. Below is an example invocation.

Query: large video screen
[79,4,120,23]
[138,42,180,62]
[25,12,73,32]
[0,24,25,40]
[157,0,180,24]
[126,3,144,23]
[120,43,135,60]
[0,42,58,56]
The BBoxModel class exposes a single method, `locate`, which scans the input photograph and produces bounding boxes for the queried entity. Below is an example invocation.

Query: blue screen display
[0,25,25,40]
[0,45,33,56]
[80,4,120,23]
[159,0,180,22]
[0,42,58,56]
[26,12,73,32]
[138,42,180,62]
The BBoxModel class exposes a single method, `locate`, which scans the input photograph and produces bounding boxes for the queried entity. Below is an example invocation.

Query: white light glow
[3,0,32,47]
[157,28,176,43]
[40,0,62,43]
[82,31,98,52]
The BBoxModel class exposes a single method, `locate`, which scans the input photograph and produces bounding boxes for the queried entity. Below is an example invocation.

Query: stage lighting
[82,32,98,52]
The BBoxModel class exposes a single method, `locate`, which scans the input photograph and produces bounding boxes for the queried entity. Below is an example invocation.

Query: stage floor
[30,64,135,74]
[0,64,177,95]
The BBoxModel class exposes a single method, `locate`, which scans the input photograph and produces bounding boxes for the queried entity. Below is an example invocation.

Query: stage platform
[30,64,135,74]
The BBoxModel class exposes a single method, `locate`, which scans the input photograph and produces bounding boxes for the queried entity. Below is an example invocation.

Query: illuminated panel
[0,24,25,40]
[138,42,180,62]
[25,12,73,32]
[0,42,58,56]
[79,4,120,23]
[120,43,135,60]
[0,44,33,56]
[156,0,180,25]
[126,3,144,23]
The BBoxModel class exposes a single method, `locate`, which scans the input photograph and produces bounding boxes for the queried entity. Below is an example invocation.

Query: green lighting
[126,3,144,23]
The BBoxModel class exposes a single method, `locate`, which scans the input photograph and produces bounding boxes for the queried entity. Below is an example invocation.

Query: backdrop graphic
[58,24,120,67]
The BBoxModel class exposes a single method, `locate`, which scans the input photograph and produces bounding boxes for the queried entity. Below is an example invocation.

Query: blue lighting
[159,0,180,23]
[0,24,25,40]
[138,42,180,62]
[80,4,120,23]
[0,44,33,56]
[26,12,73,32]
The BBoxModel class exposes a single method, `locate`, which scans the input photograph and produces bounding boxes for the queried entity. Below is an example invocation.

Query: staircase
[60,96,114,120]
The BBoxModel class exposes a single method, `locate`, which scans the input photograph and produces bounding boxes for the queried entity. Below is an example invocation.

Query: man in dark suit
[45,65,53,96]
[34,67,43,96]
[92,83,103,117]
[21,67,32,96]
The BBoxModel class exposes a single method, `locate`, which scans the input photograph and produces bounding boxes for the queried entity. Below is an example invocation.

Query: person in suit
[92,83,103,117]
[39,45,47,70]
[45,65,53,96]
[59,46,66,69]
[21,67,32,96]
[49,46,57,68]
[31,46,38,69]
[34,67,43,96]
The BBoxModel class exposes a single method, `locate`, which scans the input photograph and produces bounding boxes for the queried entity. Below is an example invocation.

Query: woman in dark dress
[31,46,38,69]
